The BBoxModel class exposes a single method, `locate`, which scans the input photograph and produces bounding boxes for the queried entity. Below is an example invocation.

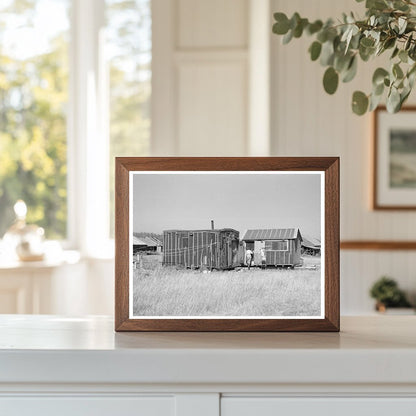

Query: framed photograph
[374,106,416,209]
[115,157,339,332]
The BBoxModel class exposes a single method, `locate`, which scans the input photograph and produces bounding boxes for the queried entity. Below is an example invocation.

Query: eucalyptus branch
[272,0,416,114]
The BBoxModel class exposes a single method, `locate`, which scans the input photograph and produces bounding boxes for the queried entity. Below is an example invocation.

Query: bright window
[106,0,151,237]
[0,0,70,239]
[0,0,151,249]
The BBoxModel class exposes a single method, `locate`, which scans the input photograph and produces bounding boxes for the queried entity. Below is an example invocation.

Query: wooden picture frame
[373,106,416,210]
[115,157,339,332]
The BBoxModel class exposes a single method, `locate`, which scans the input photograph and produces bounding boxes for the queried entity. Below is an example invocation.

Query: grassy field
[133,254,321,317]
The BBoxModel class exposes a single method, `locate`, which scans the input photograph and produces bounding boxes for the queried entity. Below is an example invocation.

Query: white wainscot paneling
[177,0,248,49]
[341,251,416,315]
[221,397,416,416]
[0,396,174,416]
[177,61,247,156]
[270,0,416,315]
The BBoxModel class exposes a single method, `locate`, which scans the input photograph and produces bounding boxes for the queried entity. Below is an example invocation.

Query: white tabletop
[0,315,415,386]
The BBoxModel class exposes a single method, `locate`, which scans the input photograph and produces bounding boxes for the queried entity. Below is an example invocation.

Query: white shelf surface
[0,315,416,387]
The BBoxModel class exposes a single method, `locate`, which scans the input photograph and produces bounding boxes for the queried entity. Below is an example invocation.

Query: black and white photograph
[129,171,324,319]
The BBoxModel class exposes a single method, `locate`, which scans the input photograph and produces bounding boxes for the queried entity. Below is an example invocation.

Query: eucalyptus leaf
[320,40,335,66]
[366,0,388,10]
[393,63,404,79]
[282,29,293,44]
[273,13,290,34]
[372,67,389,85]
[383,37,396,49]
[391,47,399,59]
[386,87,401,112]
[352,91,369,115]
[342,56,358,82]
[373,82,385,95]
[399,49,408,63]
[369,92,383,111]
[323,67,339,94]
[272,2,416,115]
[309,41,322,61]
[307,20,323,35]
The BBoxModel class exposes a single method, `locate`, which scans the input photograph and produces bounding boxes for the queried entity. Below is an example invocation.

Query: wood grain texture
[341,241,416,250]
[373,106,416,210]
[115,157,340,332]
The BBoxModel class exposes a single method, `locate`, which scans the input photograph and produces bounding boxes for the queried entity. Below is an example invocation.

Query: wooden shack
[301,236,321,256]
[242,228,303,267]
[163,228,239,270]
[132,236,149,254]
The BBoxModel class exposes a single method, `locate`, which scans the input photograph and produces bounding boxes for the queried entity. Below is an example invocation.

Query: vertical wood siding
[163,230,239,269]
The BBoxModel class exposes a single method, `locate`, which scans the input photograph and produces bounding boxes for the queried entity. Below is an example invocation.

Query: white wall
[152,0,265,157]
[41,0,416,317]
[271,0,416,313]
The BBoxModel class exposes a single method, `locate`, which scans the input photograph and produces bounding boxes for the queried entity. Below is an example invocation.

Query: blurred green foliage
[0,0,151,239]
[0,1,69,238]
[107,0,151,237]
[272,0,416,115]
[369,276,412,307]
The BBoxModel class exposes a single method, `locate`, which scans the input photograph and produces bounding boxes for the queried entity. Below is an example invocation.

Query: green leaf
[360,37,375,48]
[393,63,404,79]
[372,67,389,86]
[282,29,293,44]
[369,92,383,111]
[391,47,399,59]
[400,87,411,106]
[342,56,357,83]
[307,20,323,35]
[273,13,290,35]
[366,0,388,10]
[387,87,401,112]
[374,82,385,96]
[323,67,339,94]
[309,41,322,61]
[320,40,335,66]
[359,45,375,62]
[293,18,309,38]
[352,91,369,115]
[383,37,396,50]
[399,49,408,63]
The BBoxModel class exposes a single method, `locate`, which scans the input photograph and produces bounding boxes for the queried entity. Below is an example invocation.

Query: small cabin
[163,228,239,270]
[132,236,149,254]
[301,236,321,256]
[242,228,303,267]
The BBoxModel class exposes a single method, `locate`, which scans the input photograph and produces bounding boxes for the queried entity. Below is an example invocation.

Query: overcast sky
[132,173,322,239]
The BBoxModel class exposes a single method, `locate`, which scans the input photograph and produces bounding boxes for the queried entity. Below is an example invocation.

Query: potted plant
[369,276,413,312]
[272,0,416,115]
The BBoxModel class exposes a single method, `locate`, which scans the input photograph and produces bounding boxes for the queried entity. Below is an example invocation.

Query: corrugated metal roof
[132,236,148,246]
[242,228,301,241]
[141,236,158,247]
[147,236,163,246]
[164,228,238,233]
[302,236,321,248]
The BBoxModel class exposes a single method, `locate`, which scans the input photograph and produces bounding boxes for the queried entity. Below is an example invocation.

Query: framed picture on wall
[115,157,339,332]
[374,106,416,209]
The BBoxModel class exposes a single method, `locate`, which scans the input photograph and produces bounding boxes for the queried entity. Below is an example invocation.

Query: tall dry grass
[133,255,321,317]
